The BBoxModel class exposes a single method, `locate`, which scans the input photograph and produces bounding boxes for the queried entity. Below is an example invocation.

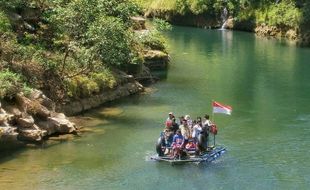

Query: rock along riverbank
[0,75,143,144]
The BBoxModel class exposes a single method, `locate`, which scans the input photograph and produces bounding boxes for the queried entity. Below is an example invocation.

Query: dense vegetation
[2,0,308,101]
[137,0,310,29]
[0,0,167,101]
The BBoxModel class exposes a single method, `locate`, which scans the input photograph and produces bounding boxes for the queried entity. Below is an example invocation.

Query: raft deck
[151,146,226,164]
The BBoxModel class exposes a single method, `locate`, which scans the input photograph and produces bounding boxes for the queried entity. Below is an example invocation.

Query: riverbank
[140,1,310,47]
[0,0,169,145]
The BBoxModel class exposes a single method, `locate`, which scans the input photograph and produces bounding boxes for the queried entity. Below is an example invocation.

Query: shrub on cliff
[0,70,31,99]
[65,69,117,98]
[47,0,142,68]
[91,70,117,90]
[87,16,141,67]
[267,2,301,27]
[0,11,11,34]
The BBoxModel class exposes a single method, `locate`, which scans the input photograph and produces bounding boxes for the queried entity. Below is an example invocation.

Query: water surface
[1,27,310,189]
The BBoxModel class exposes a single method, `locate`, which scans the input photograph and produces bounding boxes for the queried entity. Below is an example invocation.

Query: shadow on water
[0,141,26,164]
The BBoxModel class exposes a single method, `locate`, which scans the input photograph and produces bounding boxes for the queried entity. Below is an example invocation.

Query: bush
[188,0,209,15]
[267,2,301,27]
[91,70,117,90]
[0,70,30,99]
[66,75,100,98]
[136,31,167,51]
[0,11,11,34]
[65,68,120,98]
[87,16,141,66]
[153,18,172,31]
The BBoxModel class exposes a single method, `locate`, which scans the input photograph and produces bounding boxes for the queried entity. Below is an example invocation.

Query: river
[1,26,310,189]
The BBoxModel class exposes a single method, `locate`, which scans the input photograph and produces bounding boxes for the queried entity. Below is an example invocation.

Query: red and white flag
[212,101,232,115]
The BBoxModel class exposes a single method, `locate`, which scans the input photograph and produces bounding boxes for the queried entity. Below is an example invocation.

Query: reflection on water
[1,26,310,189]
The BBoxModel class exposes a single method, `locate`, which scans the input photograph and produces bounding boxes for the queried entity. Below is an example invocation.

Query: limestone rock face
[0,126,18,141]
[47,113,76,134]
[225,17,234,29]
[144,50,169,70]
[57,81,143,116]
[286,29,298,40]
[1,92,76,143]
[5,105,22,118]
[17,116,35,128]
[17,128,46,142]
[29,89,55,110]
[0,114,7,126]
[16,93,51,119]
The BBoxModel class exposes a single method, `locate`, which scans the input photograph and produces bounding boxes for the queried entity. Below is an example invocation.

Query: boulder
[226,17,234,29]
[16,93,32,111]
[29,89,55,110]
[16,93,51,119]
[47,116,76,134]
[17,128,45,142]
[5,105,22,118]
[29,89,42,100]
[286,29,298,40]
[4,105,22,125]
[17,116,34,128]
[144,50,169,70]
[36,121,55,135]
[0,114,7,125]
[0,126,18,141]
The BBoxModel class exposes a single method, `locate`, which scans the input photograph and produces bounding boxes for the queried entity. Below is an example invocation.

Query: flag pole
[211,100,214,123]
[211,100,215,147]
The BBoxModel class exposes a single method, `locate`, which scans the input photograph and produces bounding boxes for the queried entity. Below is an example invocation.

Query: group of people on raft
[161,112,217,158]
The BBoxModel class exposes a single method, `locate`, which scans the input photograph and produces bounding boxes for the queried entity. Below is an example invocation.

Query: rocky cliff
[0,90,76,143]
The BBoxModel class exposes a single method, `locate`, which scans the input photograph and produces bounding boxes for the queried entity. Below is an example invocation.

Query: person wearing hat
[184,114,193,127]
[165,112,175,129]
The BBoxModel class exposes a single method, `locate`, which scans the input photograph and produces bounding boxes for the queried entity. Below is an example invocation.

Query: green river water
[1,26,310,189]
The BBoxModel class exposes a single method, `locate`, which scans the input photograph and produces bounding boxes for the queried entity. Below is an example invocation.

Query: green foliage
[47,0,98,40]
[48,0,140,39]
[0,70,30,99]
[301,2,310,24]
[91,70,117,89]
[0,0,166,100]
[175,0,189,15]
[87,16,135,66]
[47,0,144,68]
[65,69,117,98]
[66,75,99,98]
[267,2,301,27]
[0,0,22,8]
[0,11,11,33]
[188,0,209,14]
[153,18,172,31]
[139,0,308,29]
[99,0,142,24]
[136,31,166,51]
